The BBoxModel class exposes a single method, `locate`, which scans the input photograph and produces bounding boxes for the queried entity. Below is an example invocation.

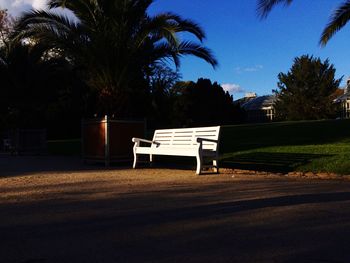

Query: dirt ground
[1,156,350,263]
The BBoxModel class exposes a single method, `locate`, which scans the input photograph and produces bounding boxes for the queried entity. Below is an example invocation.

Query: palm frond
[126,0,153,19]
[177,41,218,69]
[151,42,180,68]
[154,12,206,41]
[12,9,86,63]
[143,18,181,48]
[48,0,99,27]
[320,0,350,46]
[48,0,68,9]
[257,0,293,19]
[13,9,79,39]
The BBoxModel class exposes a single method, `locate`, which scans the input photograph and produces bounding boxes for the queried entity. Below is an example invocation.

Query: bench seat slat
[136,147,217,157]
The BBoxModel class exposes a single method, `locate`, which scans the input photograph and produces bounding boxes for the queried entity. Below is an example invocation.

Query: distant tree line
[149,76,244,128]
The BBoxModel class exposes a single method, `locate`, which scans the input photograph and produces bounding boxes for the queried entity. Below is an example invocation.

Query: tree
[273,55,341,121]
[13,0,218,118]
[0,8,14,49]
[257,0,350,45]
[171,78,244,127]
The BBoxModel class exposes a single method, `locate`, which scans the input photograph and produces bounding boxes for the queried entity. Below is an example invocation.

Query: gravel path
[1,156,350,262]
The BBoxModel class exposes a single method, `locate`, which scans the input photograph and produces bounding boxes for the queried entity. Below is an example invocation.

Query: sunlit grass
[221,120,350,174]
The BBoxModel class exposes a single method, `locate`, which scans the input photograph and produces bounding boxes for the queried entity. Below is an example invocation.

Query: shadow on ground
[221,152,332,173]
[1,177,350,263]
[0,155,131,178]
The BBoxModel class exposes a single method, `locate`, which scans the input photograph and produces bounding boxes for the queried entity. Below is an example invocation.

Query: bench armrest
[132,138,160,146]
[132,138,153,144]
[196,137,218,143]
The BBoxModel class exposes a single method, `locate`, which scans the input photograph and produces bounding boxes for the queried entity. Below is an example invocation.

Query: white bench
[132,126,221,174]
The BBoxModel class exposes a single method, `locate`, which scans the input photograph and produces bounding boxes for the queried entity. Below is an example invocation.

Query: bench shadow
[130,152,331,175]
[221,152,332,173]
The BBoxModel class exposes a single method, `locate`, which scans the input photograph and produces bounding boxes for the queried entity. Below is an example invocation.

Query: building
[334,78,350,119]
[238,94,277,123]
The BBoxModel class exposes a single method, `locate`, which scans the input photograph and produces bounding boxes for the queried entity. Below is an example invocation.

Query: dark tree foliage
[148,64,181,128]
[170,78,244,127]
[274,55,342,121]
[0,41,87,138]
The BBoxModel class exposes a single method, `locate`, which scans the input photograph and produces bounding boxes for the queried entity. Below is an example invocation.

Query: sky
[0,0,46,14]
[3,0,350,99]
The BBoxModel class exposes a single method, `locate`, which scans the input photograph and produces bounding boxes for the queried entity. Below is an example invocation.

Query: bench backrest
[152,126,220,151]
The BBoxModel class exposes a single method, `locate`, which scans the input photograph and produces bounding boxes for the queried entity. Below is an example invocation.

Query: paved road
[0,156,350,262]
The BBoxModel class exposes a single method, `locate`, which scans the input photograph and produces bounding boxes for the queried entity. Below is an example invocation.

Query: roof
[233,96,256,106]
[242,95,277,111]
[334,89,350,103]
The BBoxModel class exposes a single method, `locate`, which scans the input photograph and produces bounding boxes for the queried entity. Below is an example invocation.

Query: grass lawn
[220,119,350,174]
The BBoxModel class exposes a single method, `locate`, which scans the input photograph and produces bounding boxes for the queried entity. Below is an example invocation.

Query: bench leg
[196,154,202,175]
[132,142,139,169]
[213,159,219,173]
[149,154,154,167]
[133,152,138,169]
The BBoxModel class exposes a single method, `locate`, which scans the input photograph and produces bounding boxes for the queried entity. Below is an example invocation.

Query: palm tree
[257,0,350,46]
[13,0,218,117]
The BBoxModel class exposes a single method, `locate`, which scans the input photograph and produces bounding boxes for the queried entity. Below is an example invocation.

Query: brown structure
[82,116,145,166]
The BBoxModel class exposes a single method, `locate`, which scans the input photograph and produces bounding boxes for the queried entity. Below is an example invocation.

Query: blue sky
[148,0,350,98]
[3,0,350,98]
